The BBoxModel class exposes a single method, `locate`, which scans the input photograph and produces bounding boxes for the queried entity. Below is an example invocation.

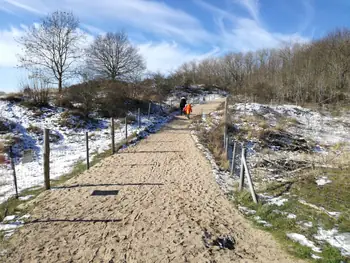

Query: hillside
[193,98,350,262]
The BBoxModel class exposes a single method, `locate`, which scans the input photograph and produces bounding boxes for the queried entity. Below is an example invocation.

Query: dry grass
[197,122,231,170]
[26,124,43,134]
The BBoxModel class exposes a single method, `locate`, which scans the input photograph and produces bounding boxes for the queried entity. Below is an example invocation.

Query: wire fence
[0,101,166,202]
[0,96,220,203]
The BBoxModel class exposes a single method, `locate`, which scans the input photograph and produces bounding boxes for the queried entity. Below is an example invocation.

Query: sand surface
[1,100,303,263]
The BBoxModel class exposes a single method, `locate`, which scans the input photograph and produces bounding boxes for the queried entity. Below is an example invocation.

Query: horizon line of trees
[171,28,350,106]
[16,10,350,108]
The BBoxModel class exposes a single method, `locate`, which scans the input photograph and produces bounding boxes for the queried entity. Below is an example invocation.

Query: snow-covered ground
[234,103,350,147]
[0,100,174,204]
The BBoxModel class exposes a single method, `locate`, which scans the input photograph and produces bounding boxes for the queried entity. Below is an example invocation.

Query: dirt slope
[1,100,303,263]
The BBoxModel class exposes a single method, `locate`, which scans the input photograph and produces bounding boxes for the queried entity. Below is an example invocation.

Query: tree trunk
[58,77,63,94]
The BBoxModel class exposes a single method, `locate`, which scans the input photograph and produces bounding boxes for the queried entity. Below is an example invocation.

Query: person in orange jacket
[183,103,192,119]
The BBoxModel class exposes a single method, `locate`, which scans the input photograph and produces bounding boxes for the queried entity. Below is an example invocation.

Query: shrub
[0,120,10,133]
[96,81,128,117]
[21,78,50,107]
[26,124,43,135]
[54,91,74,109]
[66,81,100,117]
[126,115,137,124]
[58,109,88,129]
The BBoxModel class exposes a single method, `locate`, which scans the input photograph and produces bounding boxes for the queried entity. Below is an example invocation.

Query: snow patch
[238,206,256,215]
[19,214,30,219]
[19,195,34,201]
[286,233,322,253]
[0,221,23,231]
[2,215,16,222]
[254,216,272,227]
[297,221,313,229]
[316,176,332,186]
[311,254,322,259]
[314,228,350,256]
[267,196,288,206]
[287,213,297,219]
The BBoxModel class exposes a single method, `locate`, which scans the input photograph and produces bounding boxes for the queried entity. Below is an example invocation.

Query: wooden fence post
[85,132,89,170]
[138,108,141,128]
[223,96,228,148]
[239,146,245,191]
[225,136,229,160]
[9,147,18,199]
[125,117,128,142]
[230,142,237,176]
[43,128,50,190]
[111,118,115,154]
[242,154,258,204]
[148,103,151,119]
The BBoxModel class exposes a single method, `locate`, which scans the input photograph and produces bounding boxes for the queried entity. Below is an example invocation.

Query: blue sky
[0,0,350,92]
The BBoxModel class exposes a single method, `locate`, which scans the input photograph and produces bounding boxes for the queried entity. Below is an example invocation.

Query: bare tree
[86,32,146,81]
[17,11,83,93]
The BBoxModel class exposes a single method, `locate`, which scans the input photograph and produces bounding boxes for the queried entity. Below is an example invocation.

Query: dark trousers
[180,105,185,115]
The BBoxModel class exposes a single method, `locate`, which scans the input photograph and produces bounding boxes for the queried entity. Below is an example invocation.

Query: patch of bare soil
[1,100,304,263]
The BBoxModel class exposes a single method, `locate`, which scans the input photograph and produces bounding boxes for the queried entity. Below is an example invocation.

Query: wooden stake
[43,128,50,190]
[125,117,128,142]
[148,103,151,119]
[138,108,141,128]
[225,136,229,160]
[242,154,258,204]
[85,132,89,170]
[111,118,115,154]
[223,96,228,149]
[230,142,237,176]
[239,146,245,191]
[9,147,18,199]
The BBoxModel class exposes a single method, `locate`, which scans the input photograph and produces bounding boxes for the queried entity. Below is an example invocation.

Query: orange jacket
[183,104,192,114]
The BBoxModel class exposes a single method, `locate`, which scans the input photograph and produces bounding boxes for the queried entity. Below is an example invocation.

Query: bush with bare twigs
[21,78,50,107]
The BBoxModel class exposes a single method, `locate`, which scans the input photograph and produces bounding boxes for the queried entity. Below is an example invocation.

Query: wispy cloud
[298,0,315,34]
[80,24,105,35]
[197,0,309,51]
[0,5,16,15]
[234,0,260,22]
[3,0,43,14]
[2,0,213,45]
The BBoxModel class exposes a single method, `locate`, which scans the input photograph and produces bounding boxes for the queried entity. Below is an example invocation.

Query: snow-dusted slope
[0,101,173,203]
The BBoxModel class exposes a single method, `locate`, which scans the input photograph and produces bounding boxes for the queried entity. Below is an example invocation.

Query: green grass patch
[0,186,45,222]
[317,245,346,263]
[233,188,349,262]
[290,168,350,232]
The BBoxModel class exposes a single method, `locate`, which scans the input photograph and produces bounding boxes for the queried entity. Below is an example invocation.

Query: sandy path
[1,100,303,263]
